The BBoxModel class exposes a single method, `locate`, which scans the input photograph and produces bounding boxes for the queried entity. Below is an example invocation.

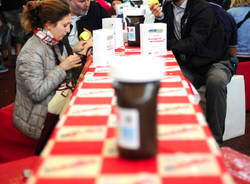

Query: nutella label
[127,26,136,41]
[117,107,140,149]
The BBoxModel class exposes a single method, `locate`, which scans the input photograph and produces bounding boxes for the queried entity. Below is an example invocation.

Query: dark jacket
[208,2,237,47]
[76,1,110,35]
[157,0,229,73]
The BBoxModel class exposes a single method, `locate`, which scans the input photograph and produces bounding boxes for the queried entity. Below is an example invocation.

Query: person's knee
[206,75,227,92]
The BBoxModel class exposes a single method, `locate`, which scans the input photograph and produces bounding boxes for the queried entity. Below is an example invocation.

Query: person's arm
[96,1,111,18]
[18,48,81,102]
[228,47,237,57]
[95,0,113,15]
[150,3,164,20]
[73,37,93,55]
[228,15,238,58]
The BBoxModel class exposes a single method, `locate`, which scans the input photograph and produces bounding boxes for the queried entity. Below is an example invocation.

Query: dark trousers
[34,113,59,155]
[180,60,233,145]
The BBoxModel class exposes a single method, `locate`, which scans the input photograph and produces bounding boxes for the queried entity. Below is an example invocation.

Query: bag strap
[237,10,250,28]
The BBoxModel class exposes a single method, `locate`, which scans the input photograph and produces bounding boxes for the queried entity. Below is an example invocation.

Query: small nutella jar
[110,56,165,159]
[125,8,145,47]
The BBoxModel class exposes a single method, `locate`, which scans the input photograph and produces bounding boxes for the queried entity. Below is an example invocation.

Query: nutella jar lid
[124,8,145,16]
[110,55,165,82]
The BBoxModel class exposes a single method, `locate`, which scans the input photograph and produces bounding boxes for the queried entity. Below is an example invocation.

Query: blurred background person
[0,0,26,63]
[228,0,250,62]
[0,13,11,72]
[207,0,238,72]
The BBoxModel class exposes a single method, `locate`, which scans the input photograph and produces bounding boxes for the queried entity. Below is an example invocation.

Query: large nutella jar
[125,8,145,47]
[110,56,165,159]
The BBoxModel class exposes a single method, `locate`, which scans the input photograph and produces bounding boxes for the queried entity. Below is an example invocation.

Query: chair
[223,75,245,141]
[0,156,39,184]
[237,61,250,111]
[0,103,38,163]
[198,75,246,141]
[221,147,250,184]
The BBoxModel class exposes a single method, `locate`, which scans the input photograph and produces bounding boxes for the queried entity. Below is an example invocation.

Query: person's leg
[180,66,204,89]
[205,60,233,145]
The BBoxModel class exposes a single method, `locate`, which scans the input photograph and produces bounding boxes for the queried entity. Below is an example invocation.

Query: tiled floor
[0,57,249,156]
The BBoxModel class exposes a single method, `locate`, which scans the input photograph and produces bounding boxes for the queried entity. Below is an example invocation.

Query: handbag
[48,80,74,116]
[237,10,250,28]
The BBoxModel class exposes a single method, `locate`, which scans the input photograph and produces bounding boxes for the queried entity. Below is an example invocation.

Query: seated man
[62,0,110,80]
[150,0,234,145]
[207,0,238,72]
[67,0,110,49]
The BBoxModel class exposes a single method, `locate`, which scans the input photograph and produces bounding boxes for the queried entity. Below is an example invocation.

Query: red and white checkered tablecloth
[27,48,235,184]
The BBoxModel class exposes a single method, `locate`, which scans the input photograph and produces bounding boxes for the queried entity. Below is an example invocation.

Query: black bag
[237,10,250,28]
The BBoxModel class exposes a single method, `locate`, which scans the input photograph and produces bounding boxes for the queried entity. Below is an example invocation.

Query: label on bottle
[117,107,140,149]
[127,26,136,41]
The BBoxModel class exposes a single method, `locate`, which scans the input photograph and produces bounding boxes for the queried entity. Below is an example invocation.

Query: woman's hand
[150,3,163,18]
[74,37,93,56]
[73,40,87,53]
[82,37,93,55]
[59,54,82,71]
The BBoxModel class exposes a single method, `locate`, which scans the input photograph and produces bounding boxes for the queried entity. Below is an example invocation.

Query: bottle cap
[110,55,165,83]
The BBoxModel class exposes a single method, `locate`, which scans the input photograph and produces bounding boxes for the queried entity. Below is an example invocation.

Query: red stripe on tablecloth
[162,177,223,184]
[202,126,213,137]
[158,114,198,124]
[158,140,210,153]
[160,82,183,88]
[158,96,189,103]
[193,104,203,113]
[35,179,95,184]
[82,83,112,89]
[166,71,183,76]
[124,52,140,55]
[102,157,157,174]
[64,116,108,126]
[94,73,109,77]
[166,62,178,66]
[215,155,228,173]
[74,97,112,105]
[50,141,103,155]
[106,127,116,138]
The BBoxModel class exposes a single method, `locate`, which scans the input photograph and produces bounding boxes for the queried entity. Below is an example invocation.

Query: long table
[27,48,235,184]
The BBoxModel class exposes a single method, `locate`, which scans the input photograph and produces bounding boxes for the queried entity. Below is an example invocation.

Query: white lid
[124,8,145,16]
[110,55,165,82]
